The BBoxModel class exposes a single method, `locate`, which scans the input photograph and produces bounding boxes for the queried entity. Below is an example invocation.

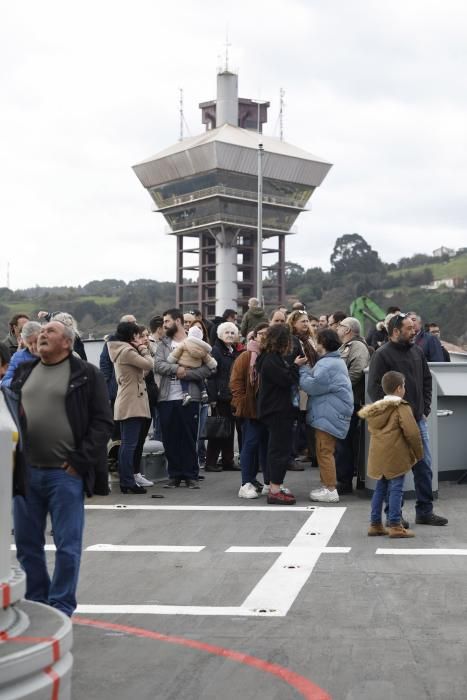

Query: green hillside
[1,238,466,348]
[388,253,467,281]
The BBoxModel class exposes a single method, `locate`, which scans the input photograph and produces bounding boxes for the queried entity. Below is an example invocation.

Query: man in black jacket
[6,320,113,616]
[368,314,447,526]
[408,311,446,362]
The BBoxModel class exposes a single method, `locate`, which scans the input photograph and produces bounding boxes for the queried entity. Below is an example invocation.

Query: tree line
[1,235,466,345]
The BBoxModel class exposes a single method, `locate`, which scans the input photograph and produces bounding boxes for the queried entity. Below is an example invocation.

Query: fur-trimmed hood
[359,395,404,427]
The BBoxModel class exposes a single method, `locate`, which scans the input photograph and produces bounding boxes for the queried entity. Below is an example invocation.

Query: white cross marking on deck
[75,505,347,617]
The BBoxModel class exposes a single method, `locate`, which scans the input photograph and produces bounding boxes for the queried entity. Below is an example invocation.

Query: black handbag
[200,415,232,440]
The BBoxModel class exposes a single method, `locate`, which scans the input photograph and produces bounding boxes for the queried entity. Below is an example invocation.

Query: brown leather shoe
[388,524,415,538]
[368,523,388,536]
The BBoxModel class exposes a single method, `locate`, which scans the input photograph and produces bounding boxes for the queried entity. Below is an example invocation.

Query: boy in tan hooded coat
[359,370,423,538]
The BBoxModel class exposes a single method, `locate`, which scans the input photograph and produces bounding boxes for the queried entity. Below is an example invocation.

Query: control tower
[133,70,332,316]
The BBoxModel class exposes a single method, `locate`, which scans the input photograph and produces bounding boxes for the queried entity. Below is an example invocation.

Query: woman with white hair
[52,312,87,360]
[205,322,240,472]
[1,321,42,388]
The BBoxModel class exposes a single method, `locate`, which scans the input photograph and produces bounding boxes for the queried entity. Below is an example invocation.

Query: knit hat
[188,325,203,340]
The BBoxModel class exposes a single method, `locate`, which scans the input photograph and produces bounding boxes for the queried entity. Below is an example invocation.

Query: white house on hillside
[433,246,456,258]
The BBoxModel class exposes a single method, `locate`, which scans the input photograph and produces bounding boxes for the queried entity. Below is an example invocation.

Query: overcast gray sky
[2,0,466,289]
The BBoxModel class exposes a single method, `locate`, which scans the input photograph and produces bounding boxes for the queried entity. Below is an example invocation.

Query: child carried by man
[167,325,217,405]
[359,370,423,538]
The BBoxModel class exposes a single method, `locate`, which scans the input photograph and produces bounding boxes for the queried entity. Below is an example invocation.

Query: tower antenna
[224,27,231,72]
[179,88,184,141]
[279,88,285,142]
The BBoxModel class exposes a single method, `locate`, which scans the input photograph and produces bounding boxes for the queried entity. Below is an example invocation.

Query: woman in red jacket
[230,323,269,499]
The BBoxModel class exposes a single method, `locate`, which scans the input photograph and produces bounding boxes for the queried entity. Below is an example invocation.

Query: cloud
[1,0,466,289]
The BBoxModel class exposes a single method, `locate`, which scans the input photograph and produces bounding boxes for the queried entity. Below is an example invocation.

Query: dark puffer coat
[207,339,240,404]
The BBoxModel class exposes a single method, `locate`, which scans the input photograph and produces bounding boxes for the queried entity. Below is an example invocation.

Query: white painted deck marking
[85,504,313,512]
[226,546,351,554]
[75,605,277,617]
[85,544,205,553]
[241,507,346,616]
[76,506,346,617]
[11,544,204,553]
[376,548,467,556]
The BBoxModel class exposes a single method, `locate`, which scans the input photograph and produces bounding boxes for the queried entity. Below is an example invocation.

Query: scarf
[296,333,318,367]
[247,338,261,384]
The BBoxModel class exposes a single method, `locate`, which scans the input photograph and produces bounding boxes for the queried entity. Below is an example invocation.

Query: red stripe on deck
[74,617,331,700]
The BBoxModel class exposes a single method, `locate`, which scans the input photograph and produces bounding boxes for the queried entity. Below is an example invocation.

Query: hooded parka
[358,396,423,479]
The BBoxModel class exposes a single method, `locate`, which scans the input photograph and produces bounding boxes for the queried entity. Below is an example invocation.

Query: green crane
[349,296,386,335]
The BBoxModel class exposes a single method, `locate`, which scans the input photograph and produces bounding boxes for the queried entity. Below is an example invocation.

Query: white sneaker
[261,484,291,496]
[309,486,339,503]
[135,472,154,487]
[238,483,259,499]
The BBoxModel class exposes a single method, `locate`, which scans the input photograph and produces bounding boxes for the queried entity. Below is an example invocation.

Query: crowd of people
[94,301,450,528]
[1,299,451,616]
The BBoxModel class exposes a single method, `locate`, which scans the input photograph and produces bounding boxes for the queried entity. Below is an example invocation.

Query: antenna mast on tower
[224,28,231,71]
[179,88,184,141]
[279,88,285,142]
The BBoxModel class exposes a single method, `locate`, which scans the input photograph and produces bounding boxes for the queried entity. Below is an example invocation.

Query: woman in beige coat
[108,321,153,494]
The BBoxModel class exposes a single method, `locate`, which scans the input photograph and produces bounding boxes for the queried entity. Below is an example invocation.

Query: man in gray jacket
[240,298,268,338]
[335,317,370,494]
[154,308,214,488]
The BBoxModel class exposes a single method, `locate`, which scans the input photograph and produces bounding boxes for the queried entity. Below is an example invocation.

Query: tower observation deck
[133,70,332,316]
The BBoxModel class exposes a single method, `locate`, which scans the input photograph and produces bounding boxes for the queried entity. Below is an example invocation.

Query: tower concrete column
[212,227,238,315]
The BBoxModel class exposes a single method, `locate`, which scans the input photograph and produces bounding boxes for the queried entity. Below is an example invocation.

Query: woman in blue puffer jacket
[299,328,353,503]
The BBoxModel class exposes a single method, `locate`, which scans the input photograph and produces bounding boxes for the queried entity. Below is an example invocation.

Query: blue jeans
[14,467,84,617]
[119,417,145,487]
[240,419,269,485]
[371,475,404,525]
[413,418,433,517]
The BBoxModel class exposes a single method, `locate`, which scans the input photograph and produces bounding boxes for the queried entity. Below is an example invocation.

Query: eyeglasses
[338,323,351,331]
